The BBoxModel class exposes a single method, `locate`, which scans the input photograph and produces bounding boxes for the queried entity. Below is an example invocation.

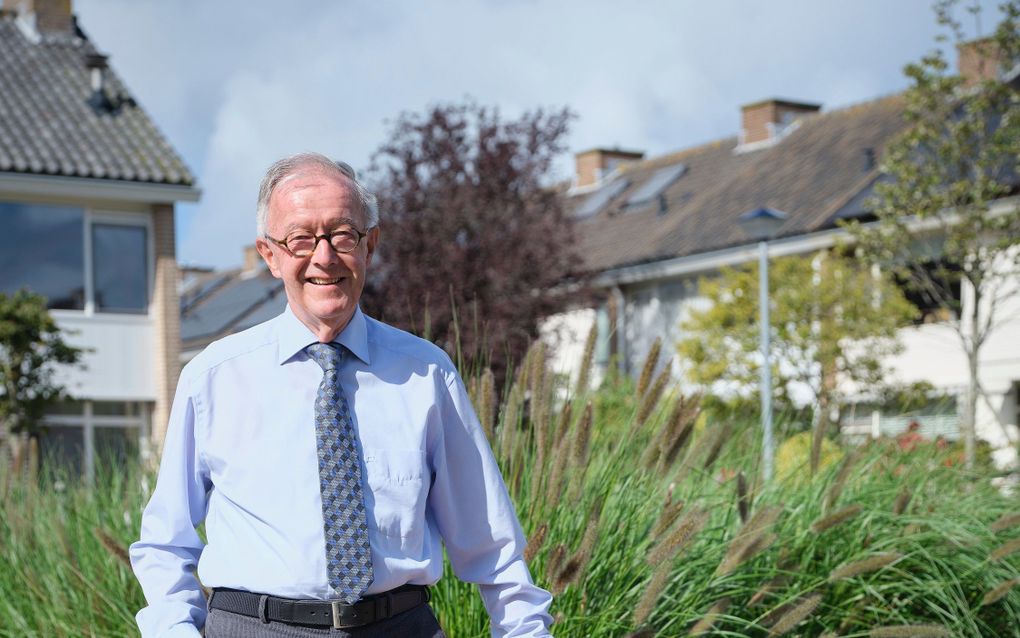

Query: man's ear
[256,238,282,278]
[365,225,380,266]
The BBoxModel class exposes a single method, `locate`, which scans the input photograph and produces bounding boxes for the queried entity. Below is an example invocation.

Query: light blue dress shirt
[130,306,553,637]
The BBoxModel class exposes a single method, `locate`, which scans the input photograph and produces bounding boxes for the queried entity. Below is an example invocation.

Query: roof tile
[0,15,194,186]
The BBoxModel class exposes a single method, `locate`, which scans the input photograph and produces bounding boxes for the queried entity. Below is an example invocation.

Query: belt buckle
[331,600,347,630]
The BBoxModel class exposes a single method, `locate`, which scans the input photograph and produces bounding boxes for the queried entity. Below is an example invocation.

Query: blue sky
[74,0,1002,268]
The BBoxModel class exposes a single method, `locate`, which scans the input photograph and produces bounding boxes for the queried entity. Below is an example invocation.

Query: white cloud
[74,0,1004,267]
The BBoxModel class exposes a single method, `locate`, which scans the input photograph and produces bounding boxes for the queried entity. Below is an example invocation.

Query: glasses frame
[265,225,373,257]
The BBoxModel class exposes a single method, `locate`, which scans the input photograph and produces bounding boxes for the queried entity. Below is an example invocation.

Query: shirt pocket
[362,448,428,539]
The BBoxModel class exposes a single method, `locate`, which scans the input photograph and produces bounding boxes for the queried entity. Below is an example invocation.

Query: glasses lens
[286,234,316,254]
[330,230,359,253]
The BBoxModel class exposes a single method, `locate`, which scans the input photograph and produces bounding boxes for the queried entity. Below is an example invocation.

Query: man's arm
[429,371,553,638]
[130,373,210,638]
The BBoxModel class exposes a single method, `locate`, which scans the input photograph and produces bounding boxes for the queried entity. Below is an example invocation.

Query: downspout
[612,286,627,376]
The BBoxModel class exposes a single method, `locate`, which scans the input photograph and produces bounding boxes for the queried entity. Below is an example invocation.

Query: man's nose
[310,236,340,264]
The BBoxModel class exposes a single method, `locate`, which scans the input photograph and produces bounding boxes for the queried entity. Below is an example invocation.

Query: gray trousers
[205,604,446,638]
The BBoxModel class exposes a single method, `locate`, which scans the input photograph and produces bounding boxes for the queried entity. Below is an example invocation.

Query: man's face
[256,169,379,339]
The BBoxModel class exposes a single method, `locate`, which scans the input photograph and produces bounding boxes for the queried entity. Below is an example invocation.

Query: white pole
[760,240,774,481]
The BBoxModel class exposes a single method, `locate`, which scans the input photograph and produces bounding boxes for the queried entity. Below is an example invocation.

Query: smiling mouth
[307,277,343,285]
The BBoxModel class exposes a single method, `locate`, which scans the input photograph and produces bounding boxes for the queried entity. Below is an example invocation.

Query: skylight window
[575,178,630,218]
[625,164,687,208]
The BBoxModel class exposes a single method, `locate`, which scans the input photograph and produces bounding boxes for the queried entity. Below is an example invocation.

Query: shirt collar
[275,305,371,366]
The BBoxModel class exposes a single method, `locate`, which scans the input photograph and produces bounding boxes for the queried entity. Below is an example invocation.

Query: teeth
[308,277,342,285]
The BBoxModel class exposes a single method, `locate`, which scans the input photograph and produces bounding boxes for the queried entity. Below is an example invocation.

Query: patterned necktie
[305,342,373,603]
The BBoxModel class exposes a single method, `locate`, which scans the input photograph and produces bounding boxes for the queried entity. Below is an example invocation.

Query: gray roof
[572,96,908,273]
[0,13,194,185]
[181,268,285,350]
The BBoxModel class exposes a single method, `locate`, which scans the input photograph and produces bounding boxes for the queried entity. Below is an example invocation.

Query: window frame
[42,400,151,482]
[87,210,154,315]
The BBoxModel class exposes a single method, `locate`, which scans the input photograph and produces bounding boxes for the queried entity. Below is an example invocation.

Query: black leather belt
[209,584,430,630]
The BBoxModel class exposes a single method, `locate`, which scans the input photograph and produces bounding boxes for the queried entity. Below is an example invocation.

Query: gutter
[0,172,202,203]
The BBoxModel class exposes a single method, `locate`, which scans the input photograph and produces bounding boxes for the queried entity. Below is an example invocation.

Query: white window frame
[85,209,155,317]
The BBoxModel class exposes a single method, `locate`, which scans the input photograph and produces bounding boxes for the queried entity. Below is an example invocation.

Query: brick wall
[741,100,821,145]
[150,203,180,450]
[574,149,644,188]
[958,39,1003,87]
[3,0,73,33]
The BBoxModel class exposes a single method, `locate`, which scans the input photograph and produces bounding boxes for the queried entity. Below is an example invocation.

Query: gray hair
[256,152,379,237]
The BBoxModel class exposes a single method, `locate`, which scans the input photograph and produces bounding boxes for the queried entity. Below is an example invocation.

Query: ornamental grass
[2,338,1020,636]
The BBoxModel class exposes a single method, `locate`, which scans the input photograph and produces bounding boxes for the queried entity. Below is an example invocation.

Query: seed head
[633,561,672,628]
[892,488,912,516]
[811,504,862,533]
[636,338,663,399]
[827,552,901,582]
[981,577,1020,606]
[524,523,548,563]
[990,511,1020,533]
[767,592,823,637]
[991,536,1020,562]
[575,323,598,397]
[868,625,952,637]
[686,597,730,636]
[647,508,708,566]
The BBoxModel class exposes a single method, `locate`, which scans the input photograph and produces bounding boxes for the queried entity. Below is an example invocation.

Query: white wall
[544,247,1020,466]
[51,311,156,401]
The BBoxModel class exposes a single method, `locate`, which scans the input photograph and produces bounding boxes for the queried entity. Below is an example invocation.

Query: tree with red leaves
[362,101,580,376]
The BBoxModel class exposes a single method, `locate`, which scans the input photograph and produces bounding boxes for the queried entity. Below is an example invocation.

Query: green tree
[678,252,917,465]
[0,289,84,478]
[846,0,1020,468]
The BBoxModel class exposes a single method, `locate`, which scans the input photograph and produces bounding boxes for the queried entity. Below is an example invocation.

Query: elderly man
[130,152,553,637]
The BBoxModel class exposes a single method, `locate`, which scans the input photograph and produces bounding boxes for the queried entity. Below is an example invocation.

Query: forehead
[267,169,366,230]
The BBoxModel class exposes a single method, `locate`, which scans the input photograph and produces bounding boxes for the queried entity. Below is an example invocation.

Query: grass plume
[686,597,730,636]
[892,487,912,516]
[868,625,952,637]
[990,511,1020,533]
[647,508,709,566]
[981,577,1020,606]
[635,337,662,399]
[633,560,672,628]
[990,536,1020,562]
[737,471,751,524]
[811,504,862,533]
[767,592,822,637]
[633,366,671,433]
[827,552,901,582]
[575,322,597,397]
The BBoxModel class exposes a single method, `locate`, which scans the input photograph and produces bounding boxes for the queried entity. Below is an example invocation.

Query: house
[179,246,285,363]
[0,0,199,479]
[543,43,1020,463]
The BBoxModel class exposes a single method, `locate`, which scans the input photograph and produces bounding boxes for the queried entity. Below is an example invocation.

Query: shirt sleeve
[129,370,210,638]
[428,371,553,638]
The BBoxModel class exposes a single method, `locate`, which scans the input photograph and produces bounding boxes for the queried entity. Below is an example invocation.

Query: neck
[293,308,354,343]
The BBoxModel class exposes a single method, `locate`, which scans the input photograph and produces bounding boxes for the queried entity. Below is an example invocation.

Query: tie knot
[306,342,343,372]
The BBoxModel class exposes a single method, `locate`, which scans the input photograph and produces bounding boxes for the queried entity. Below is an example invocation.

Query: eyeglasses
[265,225,372,257]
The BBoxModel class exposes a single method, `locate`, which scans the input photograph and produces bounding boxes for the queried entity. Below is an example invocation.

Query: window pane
[0,202,85,309]
[95,426,139,468]
[47,400,85,416]
[38,425,84,477]
[92,401,136,416]
[92,223,148,313]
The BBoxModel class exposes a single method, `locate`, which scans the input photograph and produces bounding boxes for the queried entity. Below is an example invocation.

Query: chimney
[243,245,265,274]
[957,38,1008,87]
[740,99,821,146]
[4,0,73,34]
[83,52,113,110]
[574,148,644,189]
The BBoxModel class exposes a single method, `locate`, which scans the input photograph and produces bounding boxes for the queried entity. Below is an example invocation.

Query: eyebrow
[281,217,360,235]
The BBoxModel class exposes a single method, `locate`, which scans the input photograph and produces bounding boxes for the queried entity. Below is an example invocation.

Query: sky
[72,0,1003,269]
